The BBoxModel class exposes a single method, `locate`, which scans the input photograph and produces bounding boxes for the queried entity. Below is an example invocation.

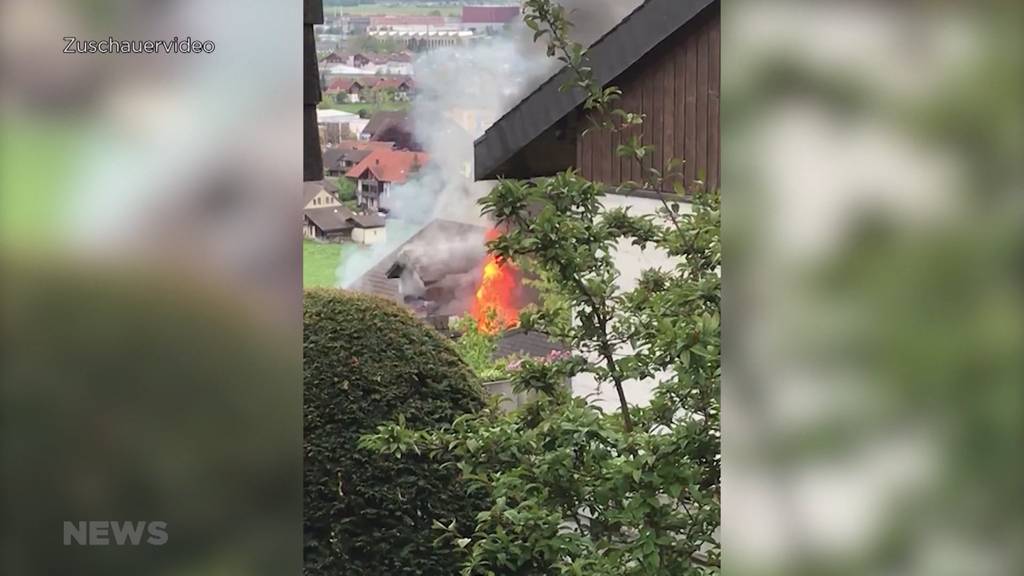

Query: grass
[326,4,462,17]
[304,241,346,288]
[318,100,411,115]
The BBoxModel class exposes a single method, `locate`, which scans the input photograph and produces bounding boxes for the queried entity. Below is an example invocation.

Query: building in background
[346,148,428,213]
[460,5,521,34]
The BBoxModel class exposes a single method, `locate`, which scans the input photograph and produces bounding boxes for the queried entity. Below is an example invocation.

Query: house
[322,140,394,177]
[303,180,341,209]
[319,50,348,65]
[475,0,720,195]
[371,76,415,100]
[472,0,720,409]
[345,148,428,212]
[326,77,365,103]
[350,52,372,68]
[304,205,387,245]
[368,15,448,34]
[360,111,421,150]
[316,109,364,145]
[349,218,564,359]
[460,5,520,34]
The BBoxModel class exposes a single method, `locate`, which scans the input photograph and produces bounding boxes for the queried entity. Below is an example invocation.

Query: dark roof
[350,213,385,229]
[303,181,337,206]
[305,206,357,234]
[362,110,409,137]
[473,0,716,181]
[351,219,486,303]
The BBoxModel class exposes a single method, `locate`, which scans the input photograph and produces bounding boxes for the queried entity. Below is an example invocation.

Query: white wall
[570,194,693,411]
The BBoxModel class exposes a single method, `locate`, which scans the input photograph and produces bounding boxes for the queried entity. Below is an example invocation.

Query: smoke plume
[336,0,644,289]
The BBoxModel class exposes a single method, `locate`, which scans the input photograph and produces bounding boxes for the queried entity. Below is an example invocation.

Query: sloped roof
[304,206,356,234]
[372,77,413,90]
[473,0,716,180]
[462,5,520,24]
[326,77,365,92]
[351,219,486,303]
[361,110,409,137]
[346,148,427,184]
[350,219,564,359]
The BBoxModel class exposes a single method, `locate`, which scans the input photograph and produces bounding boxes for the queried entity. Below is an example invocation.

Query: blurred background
[722,1,1022,575]
[1,0,302,574]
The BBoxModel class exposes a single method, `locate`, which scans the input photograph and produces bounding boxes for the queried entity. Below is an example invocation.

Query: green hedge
[304,290,485,576]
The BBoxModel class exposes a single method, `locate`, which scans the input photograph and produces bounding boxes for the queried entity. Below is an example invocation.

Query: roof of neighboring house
[304,206,357,234]
[323,141,394,170]
[303,182,329,207]
[319,50,348,62]
[361,110,421,150]
[372,77,413,90]
[362,110,409,137]
[473,0,716,181]
[345,148,428,184]
[461,5,521,24]
[326,147,373,170]
[326,77,365,92]
[349,213,386,229]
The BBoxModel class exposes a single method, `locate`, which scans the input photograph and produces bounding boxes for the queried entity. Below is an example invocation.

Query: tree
[304,290,488,576]
[363,1,720,574]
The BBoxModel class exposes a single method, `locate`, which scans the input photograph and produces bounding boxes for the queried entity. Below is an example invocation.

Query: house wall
[569,194,693,410]
[306,190,340,209]
[352,226,386,245]
[576,3,720,193]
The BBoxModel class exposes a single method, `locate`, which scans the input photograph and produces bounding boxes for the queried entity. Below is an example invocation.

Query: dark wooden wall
[577,3,720,194]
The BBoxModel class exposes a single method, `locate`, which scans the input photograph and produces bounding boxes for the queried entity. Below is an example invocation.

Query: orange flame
[471,232,519,333]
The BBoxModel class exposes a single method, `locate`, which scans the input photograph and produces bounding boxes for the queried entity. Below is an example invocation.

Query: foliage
[364,1,721,574]
[332,177,357,202]
[451,315,511,381]
[349,34,404,55]
[304,290,488,575]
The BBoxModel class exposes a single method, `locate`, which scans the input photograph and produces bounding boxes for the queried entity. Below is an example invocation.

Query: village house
[473,0,720,408]
[345,148,428,213]
[322,141,395,178]
[460,5,521,34]
[360,110,420,150]
[319,50,348,65]
[303,180,341,209]
[325,77,365,103]
[303,205,387,245]
[371,76,415,101]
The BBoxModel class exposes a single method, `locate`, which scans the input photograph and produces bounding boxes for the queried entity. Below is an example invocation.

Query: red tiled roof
[372,77,413,90]
[346,149,428,184]
[326,77,365,92]
[462,6,520,24]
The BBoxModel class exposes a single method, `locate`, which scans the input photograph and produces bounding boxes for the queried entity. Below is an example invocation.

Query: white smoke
[336,1,645,289]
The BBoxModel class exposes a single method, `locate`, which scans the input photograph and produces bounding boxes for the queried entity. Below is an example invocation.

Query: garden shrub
[303,289,486,576]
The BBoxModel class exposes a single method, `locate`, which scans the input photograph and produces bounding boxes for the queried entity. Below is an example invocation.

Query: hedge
[303,289,485,576]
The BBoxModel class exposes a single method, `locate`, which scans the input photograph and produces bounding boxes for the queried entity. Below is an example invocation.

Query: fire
[471,233,519,333]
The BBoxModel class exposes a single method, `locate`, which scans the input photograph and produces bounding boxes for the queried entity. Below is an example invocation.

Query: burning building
[350,219,561,358]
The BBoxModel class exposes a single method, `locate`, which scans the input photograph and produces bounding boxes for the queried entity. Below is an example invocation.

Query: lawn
[326,4,462,17]
[304,241,347,288]
[318,101,411,115]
